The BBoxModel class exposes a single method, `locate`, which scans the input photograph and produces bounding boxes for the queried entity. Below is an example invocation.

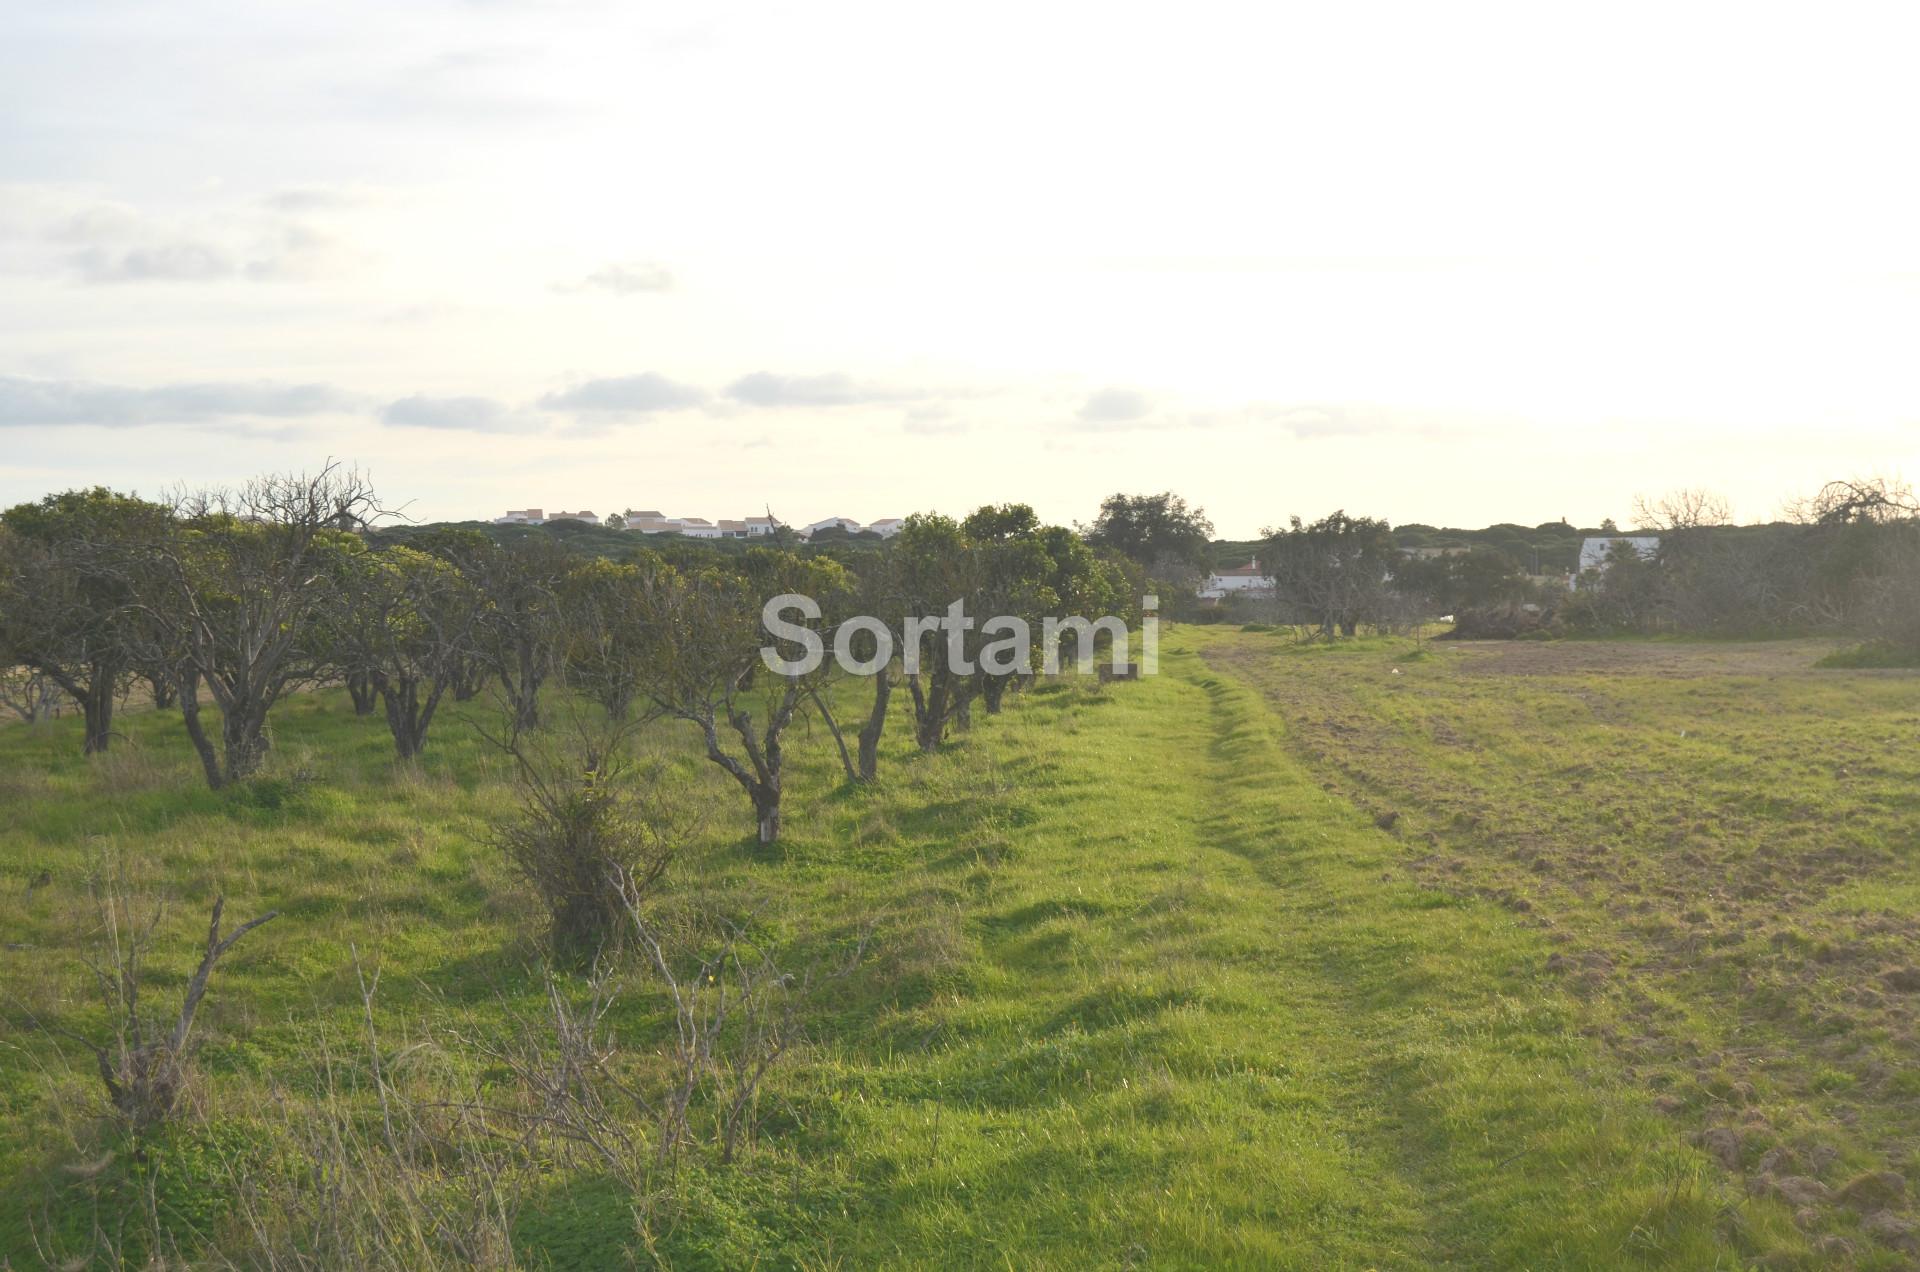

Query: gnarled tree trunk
[375,672,444,760]
[345,670,378,716]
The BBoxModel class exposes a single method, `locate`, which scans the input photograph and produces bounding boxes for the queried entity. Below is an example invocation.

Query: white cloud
[538,373,706,412]
[1075,387,1152,425]
[68,240,235,283]
[381,393,535,432]
[726,371,919,407]
[0,376,356,427]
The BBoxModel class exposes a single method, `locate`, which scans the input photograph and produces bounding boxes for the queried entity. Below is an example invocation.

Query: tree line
[0,469,1144,843]
[1233,480,1920,654]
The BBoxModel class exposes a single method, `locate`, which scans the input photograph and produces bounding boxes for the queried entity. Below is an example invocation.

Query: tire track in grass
[1126,631,1784,1268]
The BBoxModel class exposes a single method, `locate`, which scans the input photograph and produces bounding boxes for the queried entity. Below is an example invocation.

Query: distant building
[1573,535,1660,588]
[546,510,598,524]
[495,508,545,525]
[800,516,864,538]
[1198,561,1274,602]
[619,510,785,536]
[867,517,905,538]
[1401,545,1470,560]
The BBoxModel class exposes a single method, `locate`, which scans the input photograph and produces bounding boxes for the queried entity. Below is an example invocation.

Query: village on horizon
[493,509,905,540]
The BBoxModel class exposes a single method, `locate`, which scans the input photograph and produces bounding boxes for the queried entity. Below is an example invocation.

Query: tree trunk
[505,643,544,731]
[80,676,115,756]
[754,791,781,845]
[378,674,443,759]
[911,674,947,752]
[381,675,421,759]
[982,675,1007,714]
[857,672,892,782]
[346,670,378,716]
[147,672,177,712]
[221,704,270,782]
[179,672,226,790]
[808,685,857,783]
[451,657,483,702]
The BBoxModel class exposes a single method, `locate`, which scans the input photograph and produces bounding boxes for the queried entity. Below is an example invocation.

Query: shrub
[492,720,682,961]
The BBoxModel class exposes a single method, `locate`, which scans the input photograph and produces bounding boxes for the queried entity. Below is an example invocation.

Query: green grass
[0,630,1859,1267]
[1211,628,1920,1267]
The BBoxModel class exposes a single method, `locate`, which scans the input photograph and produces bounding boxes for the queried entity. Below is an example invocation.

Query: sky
[2,1,1916,539]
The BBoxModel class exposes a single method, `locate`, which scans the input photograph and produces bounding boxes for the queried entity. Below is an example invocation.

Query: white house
[494,508,545,525]
[1573,535,1660,588]
[546,510,598,524]
[743,515,779,537]
[801,516,864,538]
[1198,560,1275,601]
[677,517,722,539]
[867,517,904,538]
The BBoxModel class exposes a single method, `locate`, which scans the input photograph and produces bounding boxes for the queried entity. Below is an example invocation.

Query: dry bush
[478,878,867,1187]
[37,862,278,1133]
[225,959,522,1270]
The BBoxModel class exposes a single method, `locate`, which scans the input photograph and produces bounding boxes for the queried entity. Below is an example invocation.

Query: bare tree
[1787,476,1920,527]
[0,665,66,723]
[1632,488,1733,531]
[133,465,382,787]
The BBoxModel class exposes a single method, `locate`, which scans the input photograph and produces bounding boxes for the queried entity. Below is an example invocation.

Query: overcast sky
[3,1,1915,537]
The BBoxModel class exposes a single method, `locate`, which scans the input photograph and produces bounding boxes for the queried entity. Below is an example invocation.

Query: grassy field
[1,627,1912,1267]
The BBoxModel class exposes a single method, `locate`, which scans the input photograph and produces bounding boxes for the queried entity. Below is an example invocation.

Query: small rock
[1837,1171,1906,1211]
[1699,1127,1741,1169]
[1772,1175,1831,1207]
